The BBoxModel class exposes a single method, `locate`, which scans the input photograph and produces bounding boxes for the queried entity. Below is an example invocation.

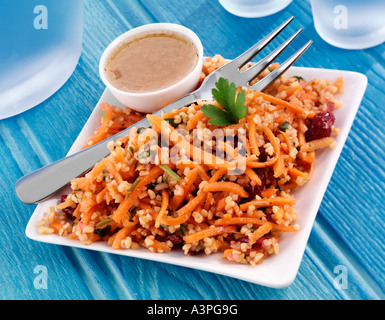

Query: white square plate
[25,67,367,288]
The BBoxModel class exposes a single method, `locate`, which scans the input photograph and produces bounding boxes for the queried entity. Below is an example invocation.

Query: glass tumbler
[310,0,385,49]
[218,0,293,18]
[0,0,84,119]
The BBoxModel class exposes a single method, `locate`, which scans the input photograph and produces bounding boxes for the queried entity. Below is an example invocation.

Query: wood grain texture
[1,0,384,299]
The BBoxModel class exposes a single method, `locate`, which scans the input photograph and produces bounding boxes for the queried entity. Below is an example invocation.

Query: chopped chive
[101,109,107,119]
[276,180,282,192]
[102,168,107,174]
[279,121,290,132]
[130,177,142,192]
[159,164,182,181]
[94,224,111,238]
[125,177,142,198]
[180,224,186,235]
[129,146,135,154]
[268,66,274,72]
[293,75,304,81]
[96,218,113,227]
[164,118,178,128]
[137,127,146,134]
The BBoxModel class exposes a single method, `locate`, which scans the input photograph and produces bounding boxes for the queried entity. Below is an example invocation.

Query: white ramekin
[99,23,203,114]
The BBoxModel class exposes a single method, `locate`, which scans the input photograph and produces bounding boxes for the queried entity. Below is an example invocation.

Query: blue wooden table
[1,0,385,300]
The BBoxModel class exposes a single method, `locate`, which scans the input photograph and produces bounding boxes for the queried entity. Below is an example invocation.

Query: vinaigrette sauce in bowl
[104,32,199,93]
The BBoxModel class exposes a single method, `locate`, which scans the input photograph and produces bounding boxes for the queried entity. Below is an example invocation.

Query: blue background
[1,0,384,299]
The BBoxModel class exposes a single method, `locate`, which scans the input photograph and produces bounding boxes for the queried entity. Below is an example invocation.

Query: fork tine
[231,16,294,70]
[250,40,313,92]
[240,28,303,84]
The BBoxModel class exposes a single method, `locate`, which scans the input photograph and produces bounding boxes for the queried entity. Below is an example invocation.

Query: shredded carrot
[160,167,226,226]
[49,221,63,234]
[204,192,213,211]
[300,137,335,152]
[239,196,296,211]
[249,222,273,245]
[155,189,169,228]
[113,166,164,224]
[160,190,206,226]
[203,181,249,198]
[244,168,262,185]
[215,217,264,226]
[147,114,237,171]
[252,91,306,114]
[288,167,308,178]
[112,218,138,249]
[183,225,237,244]
[104,157,123,185]
[334,77,344,93]
[170,168,198,210]
[83,102,113,148]
[248,116,260,156]
[300,92,318,103]
[260,187,277,198]
[187,111,205,131]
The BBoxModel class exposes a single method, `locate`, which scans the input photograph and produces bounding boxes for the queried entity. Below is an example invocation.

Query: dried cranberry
[238,236,250,243]
[62,207,76,221]
[252,236,267,249]
[258,146,268,162]
[165,234,183,246]
[305,110,335,141]
[246,169,266,201]
[60,194,76,221]
[155,234,165,242]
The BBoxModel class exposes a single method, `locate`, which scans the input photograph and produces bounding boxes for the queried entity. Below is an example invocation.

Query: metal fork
[16,16,312,204]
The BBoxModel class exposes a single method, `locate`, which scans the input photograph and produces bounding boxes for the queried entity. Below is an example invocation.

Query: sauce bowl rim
[99,22,204,98]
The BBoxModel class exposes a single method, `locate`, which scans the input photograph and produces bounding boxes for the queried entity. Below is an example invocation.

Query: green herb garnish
[125,177,142,198]
[201,77,247,126]
[293,75,304,81]
[276,180,282,192]
[180,224,187,235]
[94,224,111,238]
[96,218,113,227]
[164,118,178,128]
[279,121,290,132]
[137,127,146,134]
[159,164,182,181]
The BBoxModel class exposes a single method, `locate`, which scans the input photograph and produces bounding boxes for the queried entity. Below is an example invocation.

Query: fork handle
[15,90,202,204]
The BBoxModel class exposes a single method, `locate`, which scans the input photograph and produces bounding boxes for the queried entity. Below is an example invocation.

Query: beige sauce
[105,32,198,93]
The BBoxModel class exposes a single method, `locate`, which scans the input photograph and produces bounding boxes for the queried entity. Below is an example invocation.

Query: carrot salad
[38,55,343,266]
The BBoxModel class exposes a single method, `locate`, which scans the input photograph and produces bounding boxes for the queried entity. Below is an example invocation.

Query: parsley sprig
[201,77,247,126]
